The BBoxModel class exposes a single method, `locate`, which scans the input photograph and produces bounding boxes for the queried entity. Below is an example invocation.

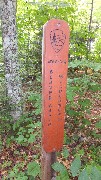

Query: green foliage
[89,166,101,180]
[52,162,66,172]
[1,70,101,179]
[66,86,76,101]
[8,161,40,179]
[27,161,40,177]
[95,120,101,129]
[56,171,70,180]
[62,147,69,159]
[78,99,91,110]
[77,149,85,157]
[82,119,91,126]
[8,163,28,179]
[27,92,41,115]
[68,60,101,72]
[17,0,77,77]
[52,158,101,180]
[78,168,90,180]
[16,0,101,77]
[9,171,28,180]
[0,0,101,179]
[52,162,69,180]
[78,165,101,180]
[70,156,81,177]
[15,121,41,145]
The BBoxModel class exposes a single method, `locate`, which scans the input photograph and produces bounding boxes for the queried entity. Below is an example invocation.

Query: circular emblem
[50,29,66,53]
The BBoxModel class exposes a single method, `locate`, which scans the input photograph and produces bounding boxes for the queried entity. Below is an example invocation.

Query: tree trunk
[1,0,22,121]
[0,1,3,18]
[87,0,94,53]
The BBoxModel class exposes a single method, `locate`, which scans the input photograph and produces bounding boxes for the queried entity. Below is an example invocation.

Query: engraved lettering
[48,59,66,64]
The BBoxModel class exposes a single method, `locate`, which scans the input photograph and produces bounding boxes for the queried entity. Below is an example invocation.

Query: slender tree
[87,0,94,52]
[1,0,22,121]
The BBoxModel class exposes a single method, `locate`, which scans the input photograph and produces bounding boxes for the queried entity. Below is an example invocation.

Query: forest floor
[0,72,101,179]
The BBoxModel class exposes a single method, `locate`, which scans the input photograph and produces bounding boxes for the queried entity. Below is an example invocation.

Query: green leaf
[17,135,24,143]
[16,172,28,180]
[28,93,41,102]
[28,134,36,143]
[52,162,69,180]
[67,89,76,101]
[52,162,67,173]
[95,121,101,129]
[61,170,69,180]
[27,122,41,128]
[56,170,70,180]
[82,119,91,126]
[64,131,71,144]
[78,99,91,108]
[28,128,34,133]
[62,147,69,158]
[27,161,40,177]
[91,131,101,138]
[89,84,100,92]
[34,108,41,115]
[90,166,101,180]
[9,171,16,178]
[70,156,81,177]
[78,149,85,156]
[78,169,90,180]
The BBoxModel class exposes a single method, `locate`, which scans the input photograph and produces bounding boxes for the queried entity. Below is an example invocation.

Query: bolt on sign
[42,19,70,153]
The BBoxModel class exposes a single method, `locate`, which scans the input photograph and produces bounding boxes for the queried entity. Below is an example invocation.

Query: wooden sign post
[41,19,70,180]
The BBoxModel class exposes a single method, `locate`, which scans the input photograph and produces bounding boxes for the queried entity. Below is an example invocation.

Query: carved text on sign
[48,69,53,126]
[50,29,66,53]
[47,69,64,126]
[58,74,63,119]
[48,59,67,64]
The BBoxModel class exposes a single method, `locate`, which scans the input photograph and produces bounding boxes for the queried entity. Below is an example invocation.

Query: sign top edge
[43,18,69,29]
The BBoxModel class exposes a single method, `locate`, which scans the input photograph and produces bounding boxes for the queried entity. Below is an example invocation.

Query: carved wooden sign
[42,19,70,152]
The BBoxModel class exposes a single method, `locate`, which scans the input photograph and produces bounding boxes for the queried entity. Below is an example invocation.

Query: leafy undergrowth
[0,71,101,179]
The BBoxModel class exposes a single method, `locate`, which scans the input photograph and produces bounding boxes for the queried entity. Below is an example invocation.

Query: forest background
[0,0,101,179]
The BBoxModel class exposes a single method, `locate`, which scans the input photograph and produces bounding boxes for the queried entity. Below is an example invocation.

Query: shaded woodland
[0,0,101,179]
